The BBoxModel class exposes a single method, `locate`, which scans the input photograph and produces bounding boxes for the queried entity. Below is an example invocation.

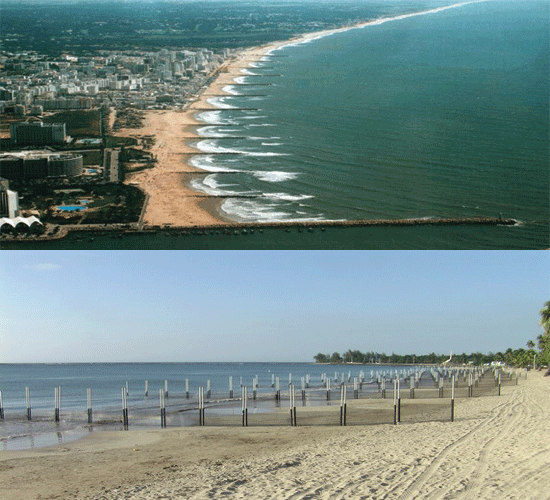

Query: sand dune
[1,371,548,500]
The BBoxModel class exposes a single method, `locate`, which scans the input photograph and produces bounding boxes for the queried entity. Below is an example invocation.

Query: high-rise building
[10,121,66,146]
[0,178,20,218]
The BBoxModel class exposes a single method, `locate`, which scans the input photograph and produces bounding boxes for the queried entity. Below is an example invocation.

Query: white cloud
[24,263,62,271]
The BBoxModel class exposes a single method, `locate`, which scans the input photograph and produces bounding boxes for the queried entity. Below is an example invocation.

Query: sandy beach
[117,42,294,227]
[2,370,548,500]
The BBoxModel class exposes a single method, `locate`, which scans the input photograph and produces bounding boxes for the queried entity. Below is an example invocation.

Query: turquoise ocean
[3,0,548,249]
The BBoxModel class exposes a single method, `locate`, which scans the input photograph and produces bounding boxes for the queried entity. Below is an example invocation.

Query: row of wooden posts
[0,368,511,425]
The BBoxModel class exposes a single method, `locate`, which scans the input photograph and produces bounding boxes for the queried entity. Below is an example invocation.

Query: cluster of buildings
[0,46,234,234]
[0,47,232,114]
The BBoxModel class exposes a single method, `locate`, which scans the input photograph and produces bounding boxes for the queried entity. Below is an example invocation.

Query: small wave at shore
[253,171,298,182]
[189,155,242,173]
[221,85,242,95]
[221,198,325,223]
[196,111,237,125]
[195,139,288,157]
[206,97,237,109]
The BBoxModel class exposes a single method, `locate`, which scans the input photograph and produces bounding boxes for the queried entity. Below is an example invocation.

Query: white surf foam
[196,111,236,125]
[189,155,241,173]
[207,97,237,109]
[222,85,242,95]
[234,76,248,84]
[221,198,326,223]
[195,139,288,157]
[196,126,228,138]
[190,175,251,197]
[263,193,314,201]
[253,171,298,182]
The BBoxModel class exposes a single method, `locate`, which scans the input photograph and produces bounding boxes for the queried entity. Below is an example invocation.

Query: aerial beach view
[1,250,550,498]
[1,0,547,249]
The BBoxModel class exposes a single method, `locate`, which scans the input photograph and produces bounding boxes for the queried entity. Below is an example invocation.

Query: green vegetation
[537,301,550,373]
[315,301,550,369]
[0,0,412,55]
[43,110,101,137]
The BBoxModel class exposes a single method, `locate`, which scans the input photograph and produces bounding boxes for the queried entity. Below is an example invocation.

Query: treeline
[313,348,538,367]
[315,302,550,371]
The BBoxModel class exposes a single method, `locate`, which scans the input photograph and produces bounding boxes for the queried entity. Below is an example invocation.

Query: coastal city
[0,45,235,240]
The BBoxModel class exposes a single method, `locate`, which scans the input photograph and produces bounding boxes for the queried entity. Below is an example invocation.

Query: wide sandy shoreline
[2,370,549,500]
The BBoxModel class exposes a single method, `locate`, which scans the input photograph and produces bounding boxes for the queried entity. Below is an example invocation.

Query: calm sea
[2,0,547,250]
[189,0,548,248]
[0,362,415,450]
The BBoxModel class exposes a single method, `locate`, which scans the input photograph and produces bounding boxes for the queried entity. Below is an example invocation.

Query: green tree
[314,353,329,363]
[538,301,550,373]
[330,352,343,364]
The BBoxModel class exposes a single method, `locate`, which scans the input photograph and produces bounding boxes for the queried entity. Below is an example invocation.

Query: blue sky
[1,251,548,363]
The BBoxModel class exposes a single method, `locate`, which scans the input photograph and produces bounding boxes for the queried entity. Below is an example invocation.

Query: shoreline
[117,1,484,229]
[1,370,547,500]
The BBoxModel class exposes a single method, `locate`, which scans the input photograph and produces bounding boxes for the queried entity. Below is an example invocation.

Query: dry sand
[2,371,549,500]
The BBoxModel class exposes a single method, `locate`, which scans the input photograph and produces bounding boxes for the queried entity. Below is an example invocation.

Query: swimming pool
[56,206,87,211]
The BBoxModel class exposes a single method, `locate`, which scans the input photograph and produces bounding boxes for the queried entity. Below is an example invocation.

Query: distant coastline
[115,0,488,229]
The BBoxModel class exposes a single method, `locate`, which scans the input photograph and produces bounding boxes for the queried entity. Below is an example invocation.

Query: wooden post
[87,388,92,424]
[451,375,455,422]
[185,379,190,399]
[353,377,358,399]
[271,373,275,388]
[160,388,166,428]
[326,378,331,401]
[301,377,306,401]
[144,380,149,397]
[198,387,205,426]
[381,378,386,399]
[275,377,280,402]
[54,387,60,422]
[0,390,4,420]
[410,375,415,399]
[125,381,129,396]
[229,376,234,399]
[340,384,347,426]
[164,380,168,398]
[26,387,31,421]
[498,373,501,396]
[288,373,292,386]
[121,387,129,430]
[306,374,310,388]
[438,377,444,398]
[253,376,258,400]
[397,379,401,423]
[289,384,296,426]
[242,386,248,426]
[393,380,397,425]
[207,380,211,399]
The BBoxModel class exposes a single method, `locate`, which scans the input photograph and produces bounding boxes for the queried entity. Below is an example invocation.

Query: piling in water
[26,387,31,421]
[87,388,93,424]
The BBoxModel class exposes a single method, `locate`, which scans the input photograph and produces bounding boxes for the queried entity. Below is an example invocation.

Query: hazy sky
[1,251,547,363]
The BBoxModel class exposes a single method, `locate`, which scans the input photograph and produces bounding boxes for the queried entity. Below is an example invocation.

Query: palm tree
[538,301,550,375]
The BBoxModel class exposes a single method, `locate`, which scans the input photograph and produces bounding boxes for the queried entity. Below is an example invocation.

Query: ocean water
[0,362,415,449]
[188,0,549,248]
